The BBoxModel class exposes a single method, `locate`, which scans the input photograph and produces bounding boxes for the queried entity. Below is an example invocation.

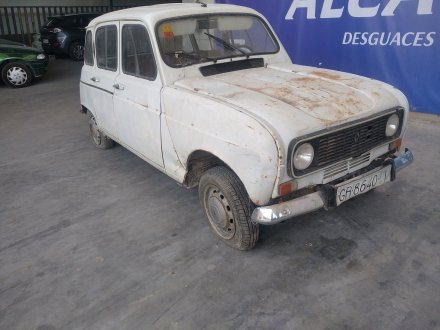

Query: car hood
[0,44,40,54]
[174,62,405,141]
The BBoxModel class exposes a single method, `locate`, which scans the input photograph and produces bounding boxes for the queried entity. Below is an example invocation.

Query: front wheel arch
[183,150,228,188]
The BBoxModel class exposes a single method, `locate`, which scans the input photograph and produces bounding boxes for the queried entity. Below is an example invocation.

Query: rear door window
[96,25,118,71]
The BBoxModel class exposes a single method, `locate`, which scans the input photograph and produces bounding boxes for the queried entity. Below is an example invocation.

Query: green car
[0,38,49,88]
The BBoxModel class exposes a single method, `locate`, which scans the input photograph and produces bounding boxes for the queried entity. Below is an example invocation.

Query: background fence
[0,6,128,46]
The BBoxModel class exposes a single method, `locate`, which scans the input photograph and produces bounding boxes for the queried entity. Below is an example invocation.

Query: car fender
[162,86,281,206]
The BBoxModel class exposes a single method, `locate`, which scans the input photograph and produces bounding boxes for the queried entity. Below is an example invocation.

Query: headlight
[386,113,400,137]
[293,143,314,170]
[37,53,46,60]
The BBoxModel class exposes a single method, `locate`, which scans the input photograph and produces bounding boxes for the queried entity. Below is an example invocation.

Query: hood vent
[200,58,264,77]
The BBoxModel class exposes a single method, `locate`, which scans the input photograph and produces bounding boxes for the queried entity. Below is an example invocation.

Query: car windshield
[157,14,279,68]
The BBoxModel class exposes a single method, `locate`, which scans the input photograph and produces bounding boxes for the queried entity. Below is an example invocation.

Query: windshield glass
[157,14,279,68]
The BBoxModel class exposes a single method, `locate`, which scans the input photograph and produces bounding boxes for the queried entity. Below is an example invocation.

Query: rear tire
[1,62,32,88]
[199,166,259,250]
[88,112,114,149]
[69,41,84,61]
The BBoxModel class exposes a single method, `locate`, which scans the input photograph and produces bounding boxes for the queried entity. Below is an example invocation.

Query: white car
[80,3,413,250]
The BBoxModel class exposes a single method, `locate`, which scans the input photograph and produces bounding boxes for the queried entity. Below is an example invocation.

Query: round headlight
[386,114,400,137]
[293,143,314,170]
[37,53,46,60]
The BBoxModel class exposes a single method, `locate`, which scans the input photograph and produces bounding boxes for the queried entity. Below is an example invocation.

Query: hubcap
[6,66,27,86]
[89,116,101,145]
[73,45,84,60]
[206,186,236,239]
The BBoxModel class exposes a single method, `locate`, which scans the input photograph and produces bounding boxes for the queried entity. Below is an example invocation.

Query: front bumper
[28,59,49,77]
[251,149,414,225]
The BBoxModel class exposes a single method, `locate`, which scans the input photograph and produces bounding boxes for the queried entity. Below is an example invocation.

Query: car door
[113,22,164,167]
[85,22,119,138]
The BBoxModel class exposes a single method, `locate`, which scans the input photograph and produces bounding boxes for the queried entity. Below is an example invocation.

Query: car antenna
[196,0,208,7]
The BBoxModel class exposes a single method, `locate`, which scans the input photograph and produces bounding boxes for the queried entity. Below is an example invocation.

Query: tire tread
[199,166,259,250]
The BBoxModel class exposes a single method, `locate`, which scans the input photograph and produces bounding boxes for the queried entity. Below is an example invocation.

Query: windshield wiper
[204,32,249,58]
[164,50,216,64]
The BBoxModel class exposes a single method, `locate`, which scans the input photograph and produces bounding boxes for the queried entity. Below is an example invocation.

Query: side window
[84,30,94,66]
[122,24,157,80]
[96,25,118,71]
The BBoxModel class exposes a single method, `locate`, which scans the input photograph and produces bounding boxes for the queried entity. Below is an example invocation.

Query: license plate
[335,166,391,206]
[43,39,49,44]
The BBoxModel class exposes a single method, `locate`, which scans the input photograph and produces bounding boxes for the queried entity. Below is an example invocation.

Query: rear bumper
[41,34,69,55]
[251,149,414,225]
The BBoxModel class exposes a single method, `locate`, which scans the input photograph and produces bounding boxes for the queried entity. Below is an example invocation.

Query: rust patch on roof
[310,71,341,80]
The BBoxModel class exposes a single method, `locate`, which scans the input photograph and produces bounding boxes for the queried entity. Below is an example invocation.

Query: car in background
[40,13,100,61]
[0,38,49,88]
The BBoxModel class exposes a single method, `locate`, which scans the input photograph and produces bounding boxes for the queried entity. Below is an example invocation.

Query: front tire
[1,62,32,88]
[199,167,259,250]
[88,112,115,149]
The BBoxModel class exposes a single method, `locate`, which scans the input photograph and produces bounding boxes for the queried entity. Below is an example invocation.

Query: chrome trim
[252,149,413,225]
[251,191,325,225]
[80,80,114,95]
[323,152,370,180]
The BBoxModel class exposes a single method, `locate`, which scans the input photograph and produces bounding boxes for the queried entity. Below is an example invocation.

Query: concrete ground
[0,58,439,330]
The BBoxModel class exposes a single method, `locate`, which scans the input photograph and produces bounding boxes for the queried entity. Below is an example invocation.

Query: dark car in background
[40,13,100,61]
[0,38,49,88]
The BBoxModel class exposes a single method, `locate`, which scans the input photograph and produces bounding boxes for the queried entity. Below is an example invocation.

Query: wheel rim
[72,44,84,60]
[205,185,236,239]
[89,116,101,145]
[6,66,27,86]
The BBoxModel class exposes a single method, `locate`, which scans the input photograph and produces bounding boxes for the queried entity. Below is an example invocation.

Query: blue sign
[216,0,440,114]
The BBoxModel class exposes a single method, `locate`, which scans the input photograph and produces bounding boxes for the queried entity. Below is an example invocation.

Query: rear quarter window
[84,30,94,66]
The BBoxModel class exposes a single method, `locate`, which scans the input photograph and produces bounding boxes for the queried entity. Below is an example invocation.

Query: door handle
[113,83,125,90]
[90,77,100,82]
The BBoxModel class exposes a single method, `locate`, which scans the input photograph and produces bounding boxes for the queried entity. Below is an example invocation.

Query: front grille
[316,116,387,168]
[289,108,404,177]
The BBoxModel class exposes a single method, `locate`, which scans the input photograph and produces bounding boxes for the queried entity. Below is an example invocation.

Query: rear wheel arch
[87,110,115,149]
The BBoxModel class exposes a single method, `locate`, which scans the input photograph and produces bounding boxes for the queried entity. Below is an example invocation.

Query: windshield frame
[154,13,280,69]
